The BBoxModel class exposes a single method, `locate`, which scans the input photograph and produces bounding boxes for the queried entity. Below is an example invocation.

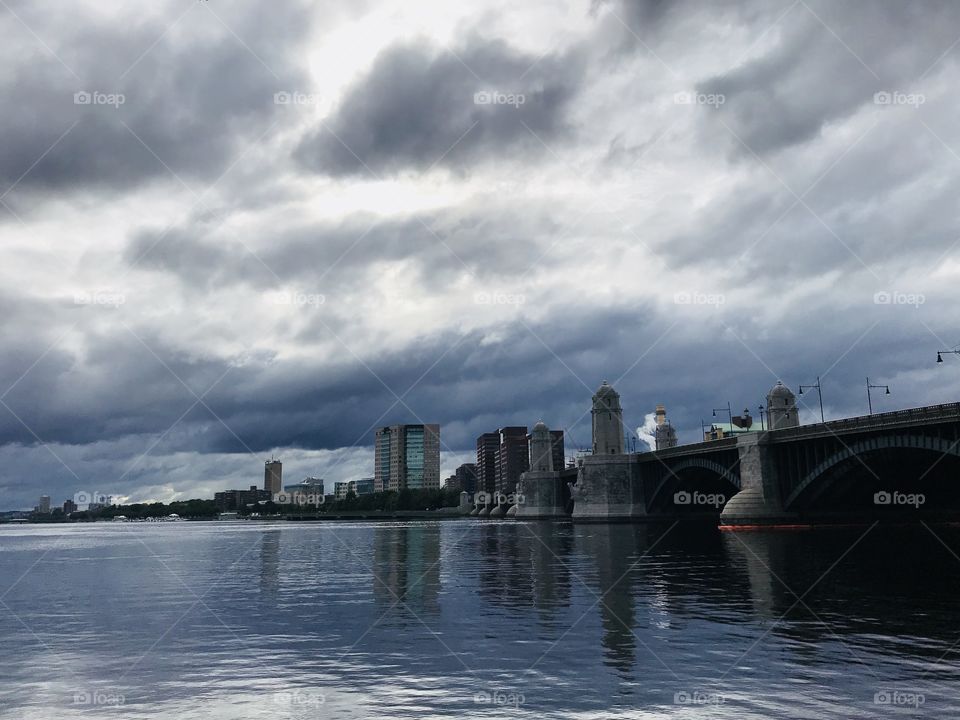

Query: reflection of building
[592,381,625,455]
[374,424,441,492]
[653,404,678,449]
[260,530,280,598]
[264,459,283,495]
[373,525,441,616]
[766,381,799,429]
[444,463,477,493]
[37,496,51,513]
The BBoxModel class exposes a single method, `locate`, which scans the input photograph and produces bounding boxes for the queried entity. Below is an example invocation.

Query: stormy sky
[2,0,959,509]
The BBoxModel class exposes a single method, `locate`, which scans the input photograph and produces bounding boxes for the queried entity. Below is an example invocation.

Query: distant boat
[217,512,239,520]
[112,515,128,522]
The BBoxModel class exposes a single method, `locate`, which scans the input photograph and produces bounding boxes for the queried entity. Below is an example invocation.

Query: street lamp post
[710,403,732,440]
[866,377,890,415]
[712,402,732,423]
[758,405,766,431]
[938,349,960,363]
[798,376,825,423]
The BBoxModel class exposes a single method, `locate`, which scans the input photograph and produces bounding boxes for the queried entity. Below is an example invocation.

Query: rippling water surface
[1,520,959,718]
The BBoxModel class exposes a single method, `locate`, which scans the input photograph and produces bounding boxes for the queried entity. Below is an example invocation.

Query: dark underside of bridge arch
[785,446,960,520]
[646,465,740,517]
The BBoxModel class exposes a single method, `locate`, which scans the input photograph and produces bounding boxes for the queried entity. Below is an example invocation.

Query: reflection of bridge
[572,403,960,525]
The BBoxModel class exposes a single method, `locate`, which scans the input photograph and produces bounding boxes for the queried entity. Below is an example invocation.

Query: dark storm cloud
[693,0,960,157]
[295,38,583,177]
[0,1,314,194]
[123,202,566,293]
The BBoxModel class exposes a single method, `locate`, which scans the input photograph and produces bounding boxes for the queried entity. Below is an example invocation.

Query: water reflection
[2,521,960,718]
[372,523,441,617]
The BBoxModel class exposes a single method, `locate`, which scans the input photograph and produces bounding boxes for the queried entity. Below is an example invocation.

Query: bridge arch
[784,434,960,510]
[647,457,741,510]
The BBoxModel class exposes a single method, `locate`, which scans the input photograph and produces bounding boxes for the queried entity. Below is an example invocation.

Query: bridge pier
[516,470,567,519]
[720,434,797,526]
[572,455,646,522]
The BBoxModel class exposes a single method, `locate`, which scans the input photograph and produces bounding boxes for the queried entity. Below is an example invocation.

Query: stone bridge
[570,402,960,525]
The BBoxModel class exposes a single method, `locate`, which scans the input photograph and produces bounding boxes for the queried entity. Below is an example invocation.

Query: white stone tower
[766,381,799,429]
[654,404,678,449]
[592,381,625,455]
[529,420,554,472]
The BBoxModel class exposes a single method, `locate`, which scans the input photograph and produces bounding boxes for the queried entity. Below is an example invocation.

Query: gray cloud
[295,38,583,177]
[0,1,314,195]
[1,0,960,511]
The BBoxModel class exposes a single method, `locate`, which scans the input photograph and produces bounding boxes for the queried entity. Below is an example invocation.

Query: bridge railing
[636,436,739,461]
[770,402,960,440]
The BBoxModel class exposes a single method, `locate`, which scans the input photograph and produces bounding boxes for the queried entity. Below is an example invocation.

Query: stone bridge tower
[766,381,799,430]
[592,381,625,455]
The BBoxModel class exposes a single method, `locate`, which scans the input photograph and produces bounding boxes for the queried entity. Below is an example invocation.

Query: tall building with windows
[374,424,441,492]
[264,459,283,495]
[496,426,529,495]
[476,432,500,495]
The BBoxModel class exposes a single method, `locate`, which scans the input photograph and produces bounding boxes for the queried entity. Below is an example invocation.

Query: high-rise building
[496,426,529,495]
[455,463,477,493]
[374,424,441,492]
[215,485,272,512]
[549,430,565,472]
[444,463,478,493]
[476,432,500,495]
[355,477,375,495]
[63,499,77,515]
[592,381,625,455]
[38,496,51,513]
[264,459,283,495]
